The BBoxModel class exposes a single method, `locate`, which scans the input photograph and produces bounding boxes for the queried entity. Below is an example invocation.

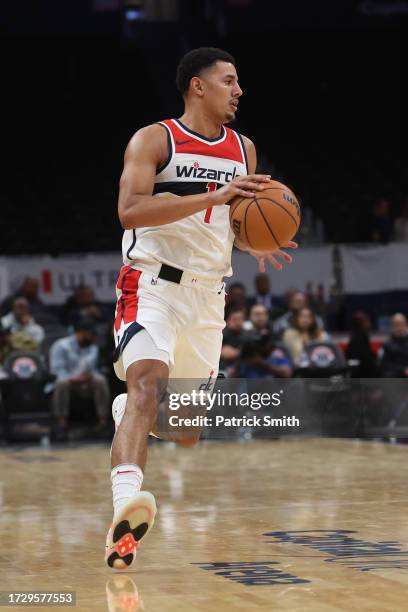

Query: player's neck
[178,111,223,140]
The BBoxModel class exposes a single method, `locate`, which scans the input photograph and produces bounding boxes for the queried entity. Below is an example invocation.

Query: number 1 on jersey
[204,182,217,224]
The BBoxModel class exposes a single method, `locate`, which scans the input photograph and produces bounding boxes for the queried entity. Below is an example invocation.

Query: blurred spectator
[225,283,248,319]
[220,308,250,370]
[232,334,292,379]
[0,276,47,318]
[244,304,275,338]
[305,281,327,321]
[282,307,329,365]
[394,198,408,242]
[273,291,307,337]
[345,312,379,377]
[49,319,110,435]
[379,313,408,378]
[62,285,108,327]
[0,324,12,368]
[1,297,45,350]
[366,198,393,244]
[246,274,283,320]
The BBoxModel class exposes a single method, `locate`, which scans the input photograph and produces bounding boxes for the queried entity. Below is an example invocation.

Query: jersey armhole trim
[234,130,249,173]
[156,122,174,174]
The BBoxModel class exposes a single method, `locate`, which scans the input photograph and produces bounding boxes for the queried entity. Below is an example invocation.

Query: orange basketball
[229,180,301,251]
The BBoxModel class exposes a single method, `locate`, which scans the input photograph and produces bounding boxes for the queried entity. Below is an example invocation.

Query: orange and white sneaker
[105,491,157,570]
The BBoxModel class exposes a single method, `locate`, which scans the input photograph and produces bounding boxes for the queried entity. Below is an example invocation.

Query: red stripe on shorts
[123,269,142,324]
[114,266,142,331]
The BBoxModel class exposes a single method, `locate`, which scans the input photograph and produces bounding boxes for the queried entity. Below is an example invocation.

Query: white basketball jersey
[122,118,248,279]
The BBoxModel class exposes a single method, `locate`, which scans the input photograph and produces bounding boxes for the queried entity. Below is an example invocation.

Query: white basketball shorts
[113,265,226,385]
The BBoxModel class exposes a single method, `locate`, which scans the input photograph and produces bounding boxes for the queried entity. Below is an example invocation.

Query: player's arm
[118,125,271,229]
[234,135,298,271]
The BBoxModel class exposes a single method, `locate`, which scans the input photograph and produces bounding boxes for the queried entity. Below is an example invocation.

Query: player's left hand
[247,241,298,272]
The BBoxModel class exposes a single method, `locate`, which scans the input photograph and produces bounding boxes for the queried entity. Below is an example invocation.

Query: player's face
[201,61,243,123]
[297,308,314,331]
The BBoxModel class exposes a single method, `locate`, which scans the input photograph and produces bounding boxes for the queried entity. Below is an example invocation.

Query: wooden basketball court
[1,438,408,611]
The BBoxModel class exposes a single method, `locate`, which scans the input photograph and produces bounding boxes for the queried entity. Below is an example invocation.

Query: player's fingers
[234,188,255,198]
[274,250,293,263]
[281,240,298,249]
[245,174,271,183]
[238,180,266,191]
[257,257,266,273]
[266,253,283,271]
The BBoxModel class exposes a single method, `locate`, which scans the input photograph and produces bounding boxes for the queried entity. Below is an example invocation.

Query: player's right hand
[207,174,272,206]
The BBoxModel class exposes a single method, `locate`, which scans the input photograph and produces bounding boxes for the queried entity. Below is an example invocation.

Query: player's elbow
[119,210,133,230]
[118,199,140,230]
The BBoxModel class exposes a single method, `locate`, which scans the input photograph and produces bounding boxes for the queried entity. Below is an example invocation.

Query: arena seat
[2,351,53,441]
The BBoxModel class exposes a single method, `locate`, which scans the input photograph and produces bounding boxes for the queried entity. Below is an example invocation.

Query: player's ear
[190,76,205,97]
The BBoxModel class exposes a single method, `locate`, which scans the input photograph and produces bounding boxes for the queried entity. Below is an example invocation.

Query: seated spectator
[345,312,379,377]
[220,308,250,370]
[1,297,45,350]
[224,283,248,319]
[244,304,275,339]
[273,291,306,337]
[305,281,327,321]
[379,313,408,378]
[282,307,329,365]
[0,324,12,368]
[62,285,108,328]
[49,319,110,435]
[246,274,283,320]
[0,276,47,318]
[232,334,292,379]
[394,198,408,242]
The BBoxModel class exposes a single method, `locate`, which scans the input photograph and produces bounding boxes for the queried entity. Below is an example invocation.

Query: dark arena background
[1,1,408,611]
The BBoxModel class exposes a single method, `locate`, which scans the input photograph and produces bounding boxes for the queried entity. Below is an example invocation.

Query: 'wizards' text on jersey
[122,118,248,279]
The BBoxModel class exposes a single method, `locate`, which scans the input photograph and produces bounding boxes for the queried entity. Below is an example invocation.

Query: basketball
[229,179,301,251]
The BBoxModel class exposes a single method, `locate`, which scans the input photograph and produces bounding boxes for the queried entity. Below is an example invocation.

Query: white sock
[111,463,143,516]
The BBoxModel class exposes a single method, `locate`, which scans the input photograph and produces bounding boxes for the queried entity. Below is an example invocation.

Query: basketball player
[105,47,297,569]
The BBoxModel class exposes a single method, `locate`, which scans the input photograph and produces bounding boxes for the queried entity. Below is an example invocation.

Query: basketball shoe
[105,490,157,570]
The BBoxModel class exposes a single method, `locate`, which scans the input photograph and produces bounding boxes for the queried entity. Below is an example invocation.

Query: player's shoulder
[129,123,168,145]
[125,123,168,158]
[239,133,255,151]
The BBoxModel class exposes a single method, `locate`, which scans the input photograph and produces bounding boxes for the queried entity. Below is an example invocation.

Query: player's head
[249,304,269,330]
[390,313,408,338]
[74,318,97,347]
[255,273,270,296]
[176,47,242,123]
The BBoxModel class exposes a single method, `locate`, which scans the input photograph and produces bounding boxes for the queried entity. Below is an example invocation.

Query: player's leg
[106,363,168,569]
[107,267,179,569]
[159,324,223,446]
[111,358,168,471]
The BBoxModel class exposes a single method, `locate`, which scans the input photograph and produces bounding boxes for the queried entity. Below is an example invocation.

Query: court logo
[265,530,408,572]
[192,561,310,586]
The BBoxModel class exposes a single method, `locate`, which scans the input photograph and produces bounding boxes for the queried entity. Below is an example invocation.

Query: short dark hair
[74,318,96,334]
[176,47,235,97]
